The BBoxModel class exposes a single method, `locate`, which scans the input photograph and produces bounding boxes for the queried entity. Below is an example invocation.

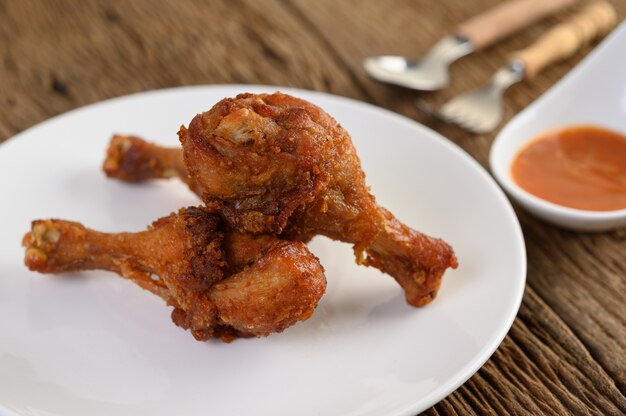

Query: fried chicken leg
[180,93,457,306]
[22,207,326,342]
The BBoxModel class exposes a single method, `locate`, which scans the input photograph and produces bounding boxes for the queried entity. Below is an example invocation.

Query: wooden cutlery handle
[457,0,577,50]
[512,1,617,79]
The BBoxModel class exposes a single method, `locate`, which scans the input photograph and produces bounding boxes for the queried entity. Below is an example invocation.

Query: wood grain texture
[0,0,366,140]
[1,1,625,415]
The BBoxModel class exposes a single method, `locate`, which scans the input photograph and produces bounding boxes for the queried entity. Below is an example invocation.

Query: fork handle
[512,1,616,79]
[456,0,577,50]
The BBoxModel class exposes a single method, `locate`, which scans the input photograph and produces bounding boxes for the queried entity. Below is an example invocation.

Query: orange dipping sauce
[511,126,626,212]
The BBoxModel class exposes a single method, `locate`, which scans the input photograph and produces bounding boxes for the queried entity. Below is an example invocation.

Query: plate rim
[0,84,527,416]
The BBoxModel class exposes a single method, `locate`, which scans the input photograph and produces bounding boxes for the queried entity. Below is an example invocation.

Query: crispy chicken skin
[22,207,326,342]
[179,92,457,306]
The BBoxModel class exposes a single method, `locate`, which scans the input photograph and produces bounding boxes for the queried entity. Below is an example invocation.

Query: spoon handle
[512,1,616,79]
[457,0,576,50]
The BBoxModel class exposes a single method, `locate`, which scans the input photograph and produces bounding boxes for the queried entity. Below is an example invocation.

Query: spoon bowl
[363,36,473,91]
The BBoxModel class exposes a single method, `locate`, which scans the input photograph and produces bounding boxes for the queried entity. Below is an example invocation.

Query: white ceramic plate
[490,22,626,231]
[0,86,525,416]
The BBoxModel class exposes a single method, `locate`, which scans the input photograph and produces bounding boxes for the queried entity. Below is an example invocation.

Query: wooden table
[2,1,624,414]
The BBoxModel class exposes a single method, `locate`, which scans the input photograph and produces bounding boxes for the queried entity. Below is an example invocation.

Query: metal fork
[419,1,616,134]
[418,61,524,134]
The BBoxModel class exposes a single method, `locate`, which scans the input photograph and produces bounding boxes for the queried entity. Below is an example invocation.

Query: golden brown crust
[211,240,326,338]
[179,93,334,234]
